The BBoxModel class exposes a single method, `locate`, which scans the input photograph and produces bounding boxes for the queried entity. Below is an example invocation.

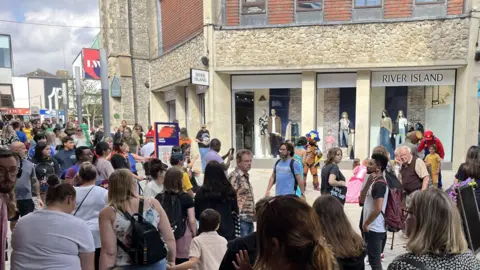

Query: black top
[219,232,257,270]
[195,130,210,148]
[110,153,130,170]
[321,163,345,194]
[194,188,238,241]
[372,180,387,200]
[336,249,367,270]
[455,163,467,182]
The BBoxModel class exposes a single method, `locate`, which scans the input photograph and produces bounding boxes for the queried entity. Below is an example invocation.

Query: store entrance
[235,91,255,152]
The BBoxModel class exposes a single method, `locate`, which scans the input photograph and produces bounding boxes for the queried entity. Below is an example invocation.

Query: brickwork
[161,0,204,52]
[268,0,294,24]
[288,88,302,125]
[384,0,413,19]
[226,0,240,25]
[447,0,464,15]
[324,0,352,21]
[323,88,340,152]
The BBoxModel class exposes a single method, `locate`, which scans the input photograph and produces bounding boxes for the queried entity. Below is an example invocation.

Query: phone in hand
[229,148,235,155]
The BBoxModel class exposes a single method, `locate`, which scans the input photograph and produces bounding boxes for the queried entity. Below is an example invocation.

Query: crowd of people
[0,118,477,270]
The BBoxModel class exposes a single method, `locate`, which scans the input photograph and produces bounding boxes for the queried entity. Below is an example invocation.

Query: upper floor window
[354,0,382,8]
[297,0,323,11]
[242,0,266,14]
[0,36,12,69]
[415,0,444,3]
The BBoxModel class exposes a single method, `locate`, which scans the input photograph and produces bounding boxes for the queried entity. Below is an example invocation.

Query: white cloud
[0,3,99,76]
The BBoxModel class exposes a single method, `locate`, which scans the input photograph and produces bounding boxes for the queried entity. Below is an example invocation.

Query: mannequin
[267,109,282,158]
[395,110,408,148]
[259,109,270,158]
[348,128,355,159]
[324,129,335,153]
[339,112,350,147]
[379,110,394,159]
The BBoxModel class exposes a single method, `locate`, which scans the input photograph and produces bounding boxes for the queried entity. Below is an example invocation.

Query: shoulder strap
[73,186,95,216]
[273,159,281,184]
[137,198,145,222]
[289,159,298,192]
[396,257,431,270]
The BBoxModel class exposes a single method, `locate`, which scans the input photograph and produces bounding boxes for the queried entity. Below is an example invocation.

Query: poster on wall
[83,48,101,80]
[154,122,180,164]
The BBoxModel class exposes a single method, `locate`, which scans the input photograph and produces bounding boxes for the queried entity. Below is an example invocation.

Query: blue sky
[0,0,100,75]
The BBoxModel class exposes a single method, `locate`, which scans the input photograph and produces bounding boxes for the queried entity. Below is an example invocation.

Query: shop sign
[371,70,455,87]
[83,48,100,80]
[190,69,209,86]
[7,108,30,115]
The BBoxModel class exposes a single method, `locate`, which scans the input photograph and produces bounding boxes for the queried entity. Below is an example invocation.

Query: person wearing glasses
[73,126,90,148]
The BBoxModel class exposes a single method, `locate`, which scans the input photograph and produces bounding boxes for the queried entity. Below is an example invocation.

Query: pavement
[3,167,459,269]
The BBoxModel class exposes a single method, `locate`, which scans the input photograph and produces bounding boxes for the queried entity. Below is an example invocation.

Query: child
[324,129,335,153]
[425,145,441,188]
[167,209,227,270]
[345,158,367,203]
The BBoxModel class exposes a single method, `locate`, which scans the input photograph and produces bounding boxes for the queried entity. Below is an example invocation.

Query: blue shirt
[275,159,302,196]
[16,130,27,143]
[28,147,55,160]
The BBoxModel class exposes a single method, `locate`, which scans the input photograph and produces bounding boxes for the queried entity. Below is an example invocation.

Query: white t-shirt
[189,231,228,270]
[398,117,408,133]
[144,181,164,198]
[73,185,108,248]
[140,142,155,157]
[11,209,95,270]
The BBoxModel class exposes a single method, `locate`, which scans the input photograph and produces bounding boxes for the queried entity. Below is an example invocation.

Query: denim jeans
[365,231,386,270]
[240,220,254,237]
[339,129,349,147]
[199,147,209,172]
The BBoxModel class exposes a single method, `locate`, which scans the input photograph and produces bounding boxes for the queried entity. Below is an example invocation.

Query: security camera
[201,56,209,67]
[145,82,150,88]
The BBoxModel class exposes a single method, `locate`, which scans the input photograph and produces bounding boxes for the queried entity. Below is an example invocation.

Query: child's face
[429,147,436,154]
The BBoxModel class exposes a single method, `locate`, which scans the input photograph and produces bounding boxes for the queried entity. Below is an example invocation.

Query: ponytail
[46,175,75,205]
[312,237,336,270]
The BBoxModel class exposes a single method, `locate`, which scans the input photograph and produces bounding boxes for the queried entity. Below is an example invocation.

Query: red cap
[424,130,433,141]
[146,130,155,138]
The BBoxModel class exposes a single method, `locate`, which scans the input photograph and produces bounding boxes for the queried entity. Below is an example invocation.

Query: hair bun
[47,175,60,187]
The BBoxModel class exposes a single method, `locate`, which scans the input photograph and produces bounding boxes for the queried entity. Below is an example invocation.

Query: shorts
[8,199,34,221]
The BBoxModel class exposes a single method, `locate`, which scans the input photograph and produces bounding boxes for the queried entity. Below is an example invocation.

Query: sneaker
[364,257,369,265]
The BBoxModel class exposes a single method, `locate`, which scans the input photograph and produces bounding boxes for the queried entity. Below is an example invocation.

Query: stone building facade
[99,0,480,169]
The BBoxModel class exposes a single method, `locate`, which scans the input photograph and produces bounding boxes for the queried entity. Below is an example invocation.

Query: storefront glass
[316,73,357,160]
[370,70,455,162]
[233,88,302,158]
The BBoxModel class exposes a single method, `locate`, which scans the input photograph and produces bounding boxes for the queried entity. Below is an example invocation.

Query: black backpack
[273,159,298,193]
[156,192,187,240]
[117,199,167,265]
[34,160,56,191]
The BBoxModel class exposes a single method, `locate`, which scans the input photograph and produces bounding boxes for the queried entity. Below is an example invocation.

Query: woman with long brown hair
[321,147,346,204]
[313,195,366,269]
[234,195,336,270]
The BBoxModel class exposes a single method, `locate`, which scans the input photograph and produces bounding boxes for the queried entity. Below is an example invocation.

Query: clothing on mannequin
[285,121,292,142]
[395,115,408,148]
[339,112,350,147]
[348,129,355,159]
[324,130,335,153]
[259,111,270,158]
[379,110,394,159]
[268,109,282,158]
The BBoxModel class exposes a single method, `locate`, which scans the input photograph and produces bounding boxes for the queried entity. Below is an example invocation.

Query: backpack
[156,191,187,240]
[35,161,57,191]
[273,159,299,195]
[60,164,79,180]
[117,199,167,265]
[374,178,405,232]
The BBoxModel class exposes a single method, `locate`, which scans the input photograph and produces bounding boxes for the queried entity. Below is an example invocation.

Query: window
[167,101,176,122]
[415,0,444,3]
[242,0,266,14]
[0,36,11,69]
[199,93,206,125]
[1,94,13,107]
[297,0,322,11]
[355,0,381,8]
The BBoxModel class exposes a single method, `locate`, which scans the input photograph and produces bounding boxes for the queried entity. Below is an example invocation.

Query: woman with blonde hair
[0,124,19,148]
[388,189,480,269]
[99,169,176,269]
[234,195,336,270]
[313,195,366,269]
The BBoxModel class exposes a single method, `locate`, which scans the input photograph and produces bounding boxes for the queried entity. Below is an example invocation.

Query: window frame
[414,0,445,5]
[353,0,382,9]
[241,0,267,15]
[296,0,323,12]
[167,100,176,123]
[0,35,12,69]
[199,93,206,125]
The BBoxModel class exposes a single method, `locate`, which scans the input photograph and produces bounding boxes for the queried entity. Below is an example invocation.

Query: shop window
[199,93,206,125]
[0,36,11,69]
[242,0,266,14]
[233,88,302,159]
[370,70,455,162]
[354,0,382,8]
[297,0,322,11]
[167,101,176,122]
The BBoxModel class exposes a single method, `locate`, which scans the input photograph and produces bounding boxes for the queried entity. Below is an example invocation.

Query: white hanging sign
[190,69,209,86]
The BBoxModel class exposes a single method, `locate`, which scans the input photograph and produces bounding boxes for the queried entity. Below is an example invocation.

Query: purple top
[204,150,223,165]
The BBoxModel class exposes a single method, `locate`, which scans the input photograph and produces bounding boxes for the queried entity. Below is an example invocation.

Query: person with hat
[418,130,445,188]
[140,132,155,158]
[196,124,211,172]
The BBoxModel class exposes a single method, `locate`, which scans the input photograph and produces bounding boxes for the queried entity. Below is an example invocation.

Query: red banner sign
[83,48,100,80]
[6,108,30,115]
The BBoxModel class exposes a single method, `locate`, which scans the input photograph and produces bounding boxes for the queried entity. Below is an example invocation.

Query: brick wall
[384,0,413,19]
[161,0,203,52]
[226,0,240,25]
[268,0,294,24]
[447,0,463,15]
[324,0,351,21]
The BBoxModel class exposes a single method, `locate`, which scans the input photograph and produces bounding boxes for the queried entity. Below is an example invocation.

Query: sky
[0,0,100,76]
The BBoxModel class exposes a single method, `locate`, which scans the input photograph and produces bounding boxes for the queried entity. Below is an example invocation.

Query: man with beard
[9,142,43,230]
[0,149,18,269]
[362,153,389,270]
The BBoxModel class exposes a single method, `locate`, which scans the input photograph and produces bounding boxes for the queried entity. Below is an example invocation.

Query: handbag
[73,186,94,216]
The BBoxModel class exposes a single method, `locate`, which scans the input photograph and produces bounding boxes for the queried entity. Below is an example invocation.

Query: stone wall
[150,34,206,90]
[289,88,302,125]
[323,88,340,152]
[214,18,469,70]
